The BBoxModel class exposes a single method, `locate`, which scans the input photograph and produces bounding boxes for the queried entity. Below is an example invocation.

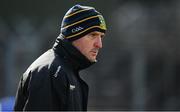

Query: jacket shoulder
[23,49,68,91]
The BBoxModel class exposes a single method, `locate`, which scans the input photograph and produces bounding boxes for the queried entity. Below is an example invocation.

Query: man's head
[59,4,107,62]
[72,31,105,62]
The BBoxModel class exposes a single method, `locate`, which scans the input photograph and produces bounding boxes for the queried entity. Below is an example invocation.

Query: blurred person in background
[13,4,107,111]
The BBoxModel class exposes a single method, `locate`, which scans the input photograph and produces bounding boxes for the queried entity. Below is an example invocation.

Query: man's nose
[94,37,102,48]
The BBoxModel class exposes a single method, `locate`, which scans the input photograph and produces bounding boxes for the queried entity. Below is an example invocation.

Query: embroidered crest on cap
[98,15,106,30]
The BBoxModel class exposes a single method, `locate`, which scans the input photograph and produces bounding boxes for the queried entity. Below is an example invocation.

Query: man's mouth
[90,50,98,56]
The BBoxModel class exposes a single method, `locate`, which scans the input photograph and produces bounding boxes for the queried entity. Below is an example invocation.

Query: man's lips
[90,50,98,56]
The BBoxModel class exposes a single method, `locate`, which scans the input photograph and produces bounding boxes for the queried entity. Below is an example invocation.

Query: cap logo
[98,15,106,30]
[72,26,84,33]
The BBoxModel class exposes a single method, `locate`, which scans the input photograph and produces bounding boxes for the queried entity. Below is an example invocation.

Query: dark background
[1,0,180,110]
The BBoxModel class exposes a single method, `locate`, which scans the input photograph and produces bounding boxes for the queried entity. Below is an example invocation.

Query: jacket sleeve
[14,74,28,110]
[14,71,32,111]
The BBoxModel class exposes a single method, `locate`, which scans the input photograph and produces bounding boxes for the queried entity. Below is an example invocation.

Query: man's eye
[101,35,105,39]
[89,33,96,37]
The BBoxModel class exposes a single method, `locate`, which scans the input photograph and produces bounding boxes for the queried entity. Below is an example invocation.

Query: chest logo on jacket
[70,84,76,91]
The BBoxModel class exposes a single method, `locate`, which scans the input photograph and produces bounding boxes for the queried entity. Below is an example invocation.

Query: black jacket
[14,37,94,111]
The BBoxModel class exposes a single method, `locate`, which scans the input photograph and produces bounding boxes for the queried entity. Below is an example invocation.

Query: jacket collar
[53,37,95,71]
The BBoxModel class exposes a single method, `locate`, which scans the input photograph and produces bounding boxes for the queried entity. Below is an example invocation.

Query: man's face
[72,31,105,62]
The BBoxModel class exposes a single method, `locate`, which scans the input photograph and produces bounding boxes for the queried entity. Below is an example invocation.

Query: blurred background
[1,0,180,111]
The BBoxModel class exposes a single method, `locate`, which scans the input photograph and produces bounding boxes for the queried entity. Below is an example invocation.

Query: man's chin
[94,59,97,62]
[86,55,97,62]
[89,58,97,63]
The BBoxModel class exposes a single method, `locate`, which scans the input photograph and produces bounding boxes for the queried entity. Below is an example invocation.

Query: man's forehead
[89,31,105,35]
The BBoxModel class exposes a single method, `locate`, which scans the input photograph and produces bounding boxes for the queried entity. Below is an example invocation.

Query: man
[14,4,107,111]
